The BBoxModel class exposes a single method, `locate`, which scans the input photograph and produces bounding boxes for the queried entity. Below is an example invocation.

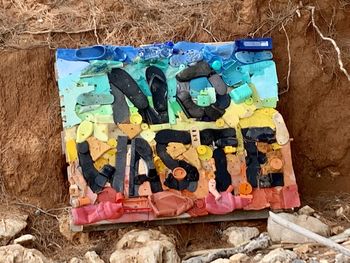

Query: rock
[84,251,104,263]
[267,213,330,243]
[69,258,84,263]
[293,244,311,254]
[13,234,36,247]
[229,252,249,263]
[223,226,259,247]
[331,228,350,243]
[298,205,315,216]
[332,226,345,235]
[335,253,350,263]
[109,229,180,263]
[211,259,230,263]
[320,260,329,263]
[0,214,28,243]
[58,213,89,243]
[336,206,350,217]
[253,253,263,262]
[261,248,297,263]
[0,244,52,262]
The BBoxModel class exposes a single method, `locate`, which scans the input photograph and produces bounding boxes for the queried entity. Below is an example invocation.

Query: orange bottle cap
[269,157,283,170]
[239,182,253,195]
[173,167,187,180]
[78,196,91,206]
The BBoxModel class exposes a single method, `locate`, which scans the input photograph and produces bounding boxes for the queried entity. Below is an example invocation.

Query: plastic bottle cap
[211,60,222,71]
[224,146,236,154]
[154,156,166,173]
[107,138,117,147]
[239,182,253,195]
[78,196,91,206]
[130,113,142,124]
[197,146,213,161]
[141,123,149,130]
[196,145,207,155]
[215,118,225,128]
[271,143,282,151]
[173,167,187,180]
[269,157,283,170]
[244,97,254,105]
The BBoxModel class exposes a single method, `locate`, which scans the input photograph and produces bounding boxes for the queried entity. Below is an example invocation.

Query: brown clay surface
[0,0,349,208]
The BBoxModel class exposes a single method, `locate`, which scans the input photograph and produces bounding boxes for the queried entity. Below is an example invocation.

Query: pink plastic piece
[97,187,118,203]
[282,184,300,208]
[148,191,194,217]
[205,192,252,214]
[187,198,208,217]
[244,185,300,210]
[208,179,221,200]
[72,201,124,225]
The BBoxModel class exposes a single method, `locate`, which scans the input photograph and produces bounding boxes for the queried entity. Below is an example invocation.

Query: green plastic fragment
[197,94,211,106]
[206,87,216,103]
[76,104,113,120]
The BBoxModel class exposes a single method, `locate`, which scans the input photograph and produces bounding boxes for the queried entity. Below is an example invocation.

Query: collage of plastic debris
[55,38,300,227]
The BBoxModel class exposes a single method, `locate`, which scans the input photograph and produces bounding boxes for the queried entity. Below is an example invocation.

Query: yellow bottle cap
[141,123,149,130]
[154,156,166,173]
[107,138,117,147]
[130,113,142,124]
[224,146,236,154]
[271,143,282,150]
[215,118,225,128]
[197,145,213,161]
[244,97,254,105]
[196,145,207,155]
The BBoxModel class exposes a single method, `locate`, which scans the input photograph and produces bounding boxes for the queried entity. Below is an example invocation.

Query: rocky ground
[1,204,350,263]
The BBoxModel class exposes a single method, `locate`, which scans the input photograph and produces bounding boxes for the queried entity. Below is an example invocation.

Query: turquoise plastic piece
[237,60,274,75]
[197,94,211,106]
[229,83,252,104]
[58,76,94,128]
[221,60,244,86]
[189,77,212,93]
[56,60,89,78]
[165,66,184,99]
[211,60,222,71]
[250,61,278,100]
[77,104,101,114]
[125,97,135,107]
[80,74,110,94]
[167,101,176,124]
[80,60,123,76]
